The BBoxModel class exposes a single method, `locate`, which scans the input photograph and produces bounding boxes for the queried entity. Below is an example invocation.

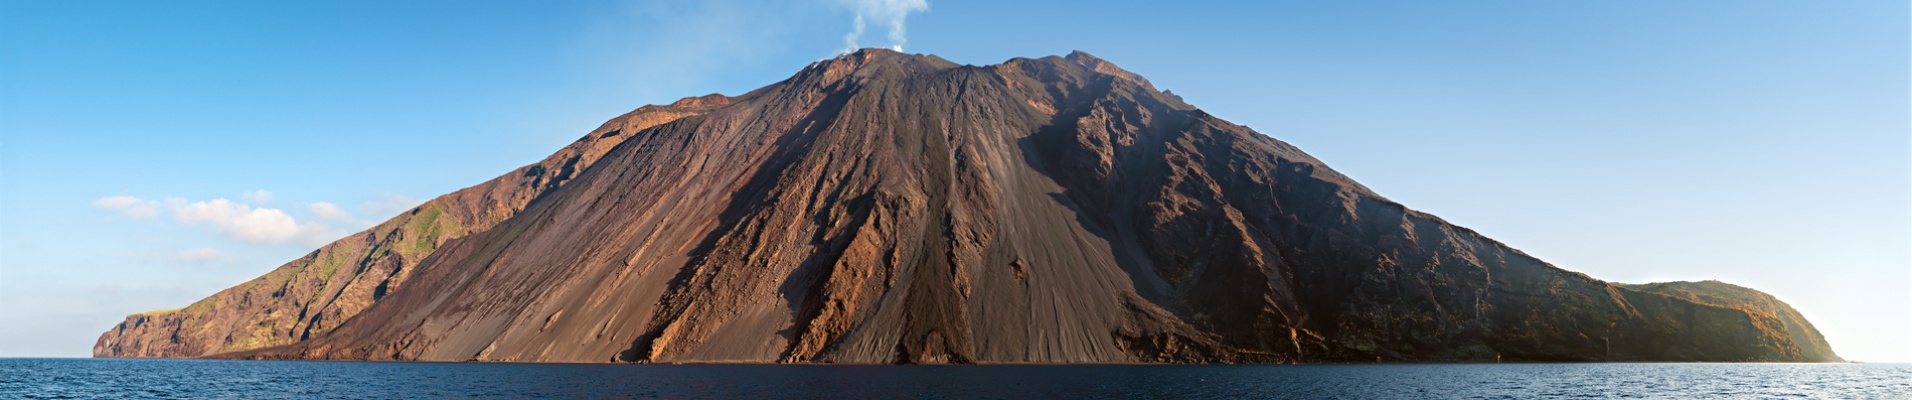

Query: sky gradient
[2,0,1906,361]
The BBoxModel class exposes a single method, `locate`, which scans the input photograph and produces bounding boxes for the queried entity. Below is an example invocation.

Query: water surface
[3,358,1906,399]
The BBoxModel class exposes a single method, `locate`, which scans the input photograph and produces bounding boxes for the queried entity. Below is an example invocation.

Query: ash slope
[107,49,1835,363]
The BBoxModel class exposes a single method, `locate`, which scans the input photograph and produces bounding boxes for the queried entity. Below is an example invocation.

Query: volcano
[95,49,1840,363]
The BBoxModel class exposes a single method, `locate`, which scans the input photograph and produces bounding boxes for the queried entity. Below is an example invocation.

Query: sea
[1,358,1907,399]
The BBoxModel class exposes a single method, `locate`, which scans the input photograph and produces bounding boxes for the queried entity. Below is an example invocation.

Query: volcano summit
[95,49,1839,364]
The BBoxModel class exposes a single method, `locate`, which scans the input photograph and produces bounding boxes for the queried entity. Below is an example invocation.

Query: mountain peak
[668,93,729,108]
[1064,49,1101,62]
[847,46,902,57]
[1059,49,1148,87]
[100,49,1837,365]
[823,47,951,67]
[790,48,958,88]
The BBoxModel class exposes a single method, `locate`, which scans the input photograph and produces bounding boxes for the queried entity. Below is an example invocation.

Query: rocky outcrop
[100,49,1838,363]
[1619,281,1841,362]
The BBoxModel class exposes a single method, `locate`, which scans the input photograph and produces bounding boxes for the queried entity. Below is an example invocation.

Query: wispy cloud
[836,0,929,53]
[240,190,273,204]
[362,194,424,218]
[92,192,354,247]
[308,202,357,223]
[92,195,159,218]
[567,0,821,105]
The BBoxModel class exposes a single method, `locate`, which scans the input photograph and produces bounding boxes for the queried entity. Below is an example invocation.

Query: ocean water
[2,358,1906,399]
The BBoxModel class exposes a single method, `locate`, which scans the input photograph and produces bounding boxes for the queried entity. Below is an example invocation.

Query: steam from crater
[837,0,928,53]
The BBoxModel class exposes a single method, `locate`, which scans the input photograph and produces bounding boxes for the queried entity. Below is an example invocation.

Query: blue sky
[1,0,1905,361]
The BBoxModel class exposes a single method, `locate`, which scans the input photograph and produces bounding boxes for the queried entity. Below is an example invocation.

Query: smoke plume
[838,0,928,53]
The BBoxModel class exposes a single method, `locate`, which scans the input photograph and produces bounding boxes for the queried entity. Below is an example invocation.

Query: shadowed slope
[1620,281,1841,362]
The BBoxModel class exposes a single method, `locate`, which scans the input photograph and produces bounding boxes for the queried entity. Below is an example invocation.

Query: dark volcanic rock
[99,49,1838,363]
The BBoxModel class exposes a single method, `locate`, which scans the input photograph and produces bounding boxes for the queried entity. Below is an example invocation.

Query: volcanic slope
[101,49,1837,363]
[92,95,730,358]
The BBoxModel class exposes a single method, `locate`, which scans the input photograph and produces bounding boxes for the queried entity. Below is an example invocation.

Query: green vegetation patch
[397,203,468,258]
[132,308,181,317]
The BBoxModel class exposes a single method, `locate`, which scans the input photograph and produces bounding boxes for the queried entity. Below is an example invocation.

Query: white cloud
[307,202,357,224]
[94,192,360,250]
[170,198,295,243]
[168,198,346,246]
[168,248,225,264]
[92,195,159,218]
[836,0,928,53]
[240,190,273,204]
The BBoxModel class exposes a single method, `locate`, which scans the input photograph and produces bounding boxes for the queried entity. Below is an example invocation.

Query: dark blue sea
[2,358,1907,399]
